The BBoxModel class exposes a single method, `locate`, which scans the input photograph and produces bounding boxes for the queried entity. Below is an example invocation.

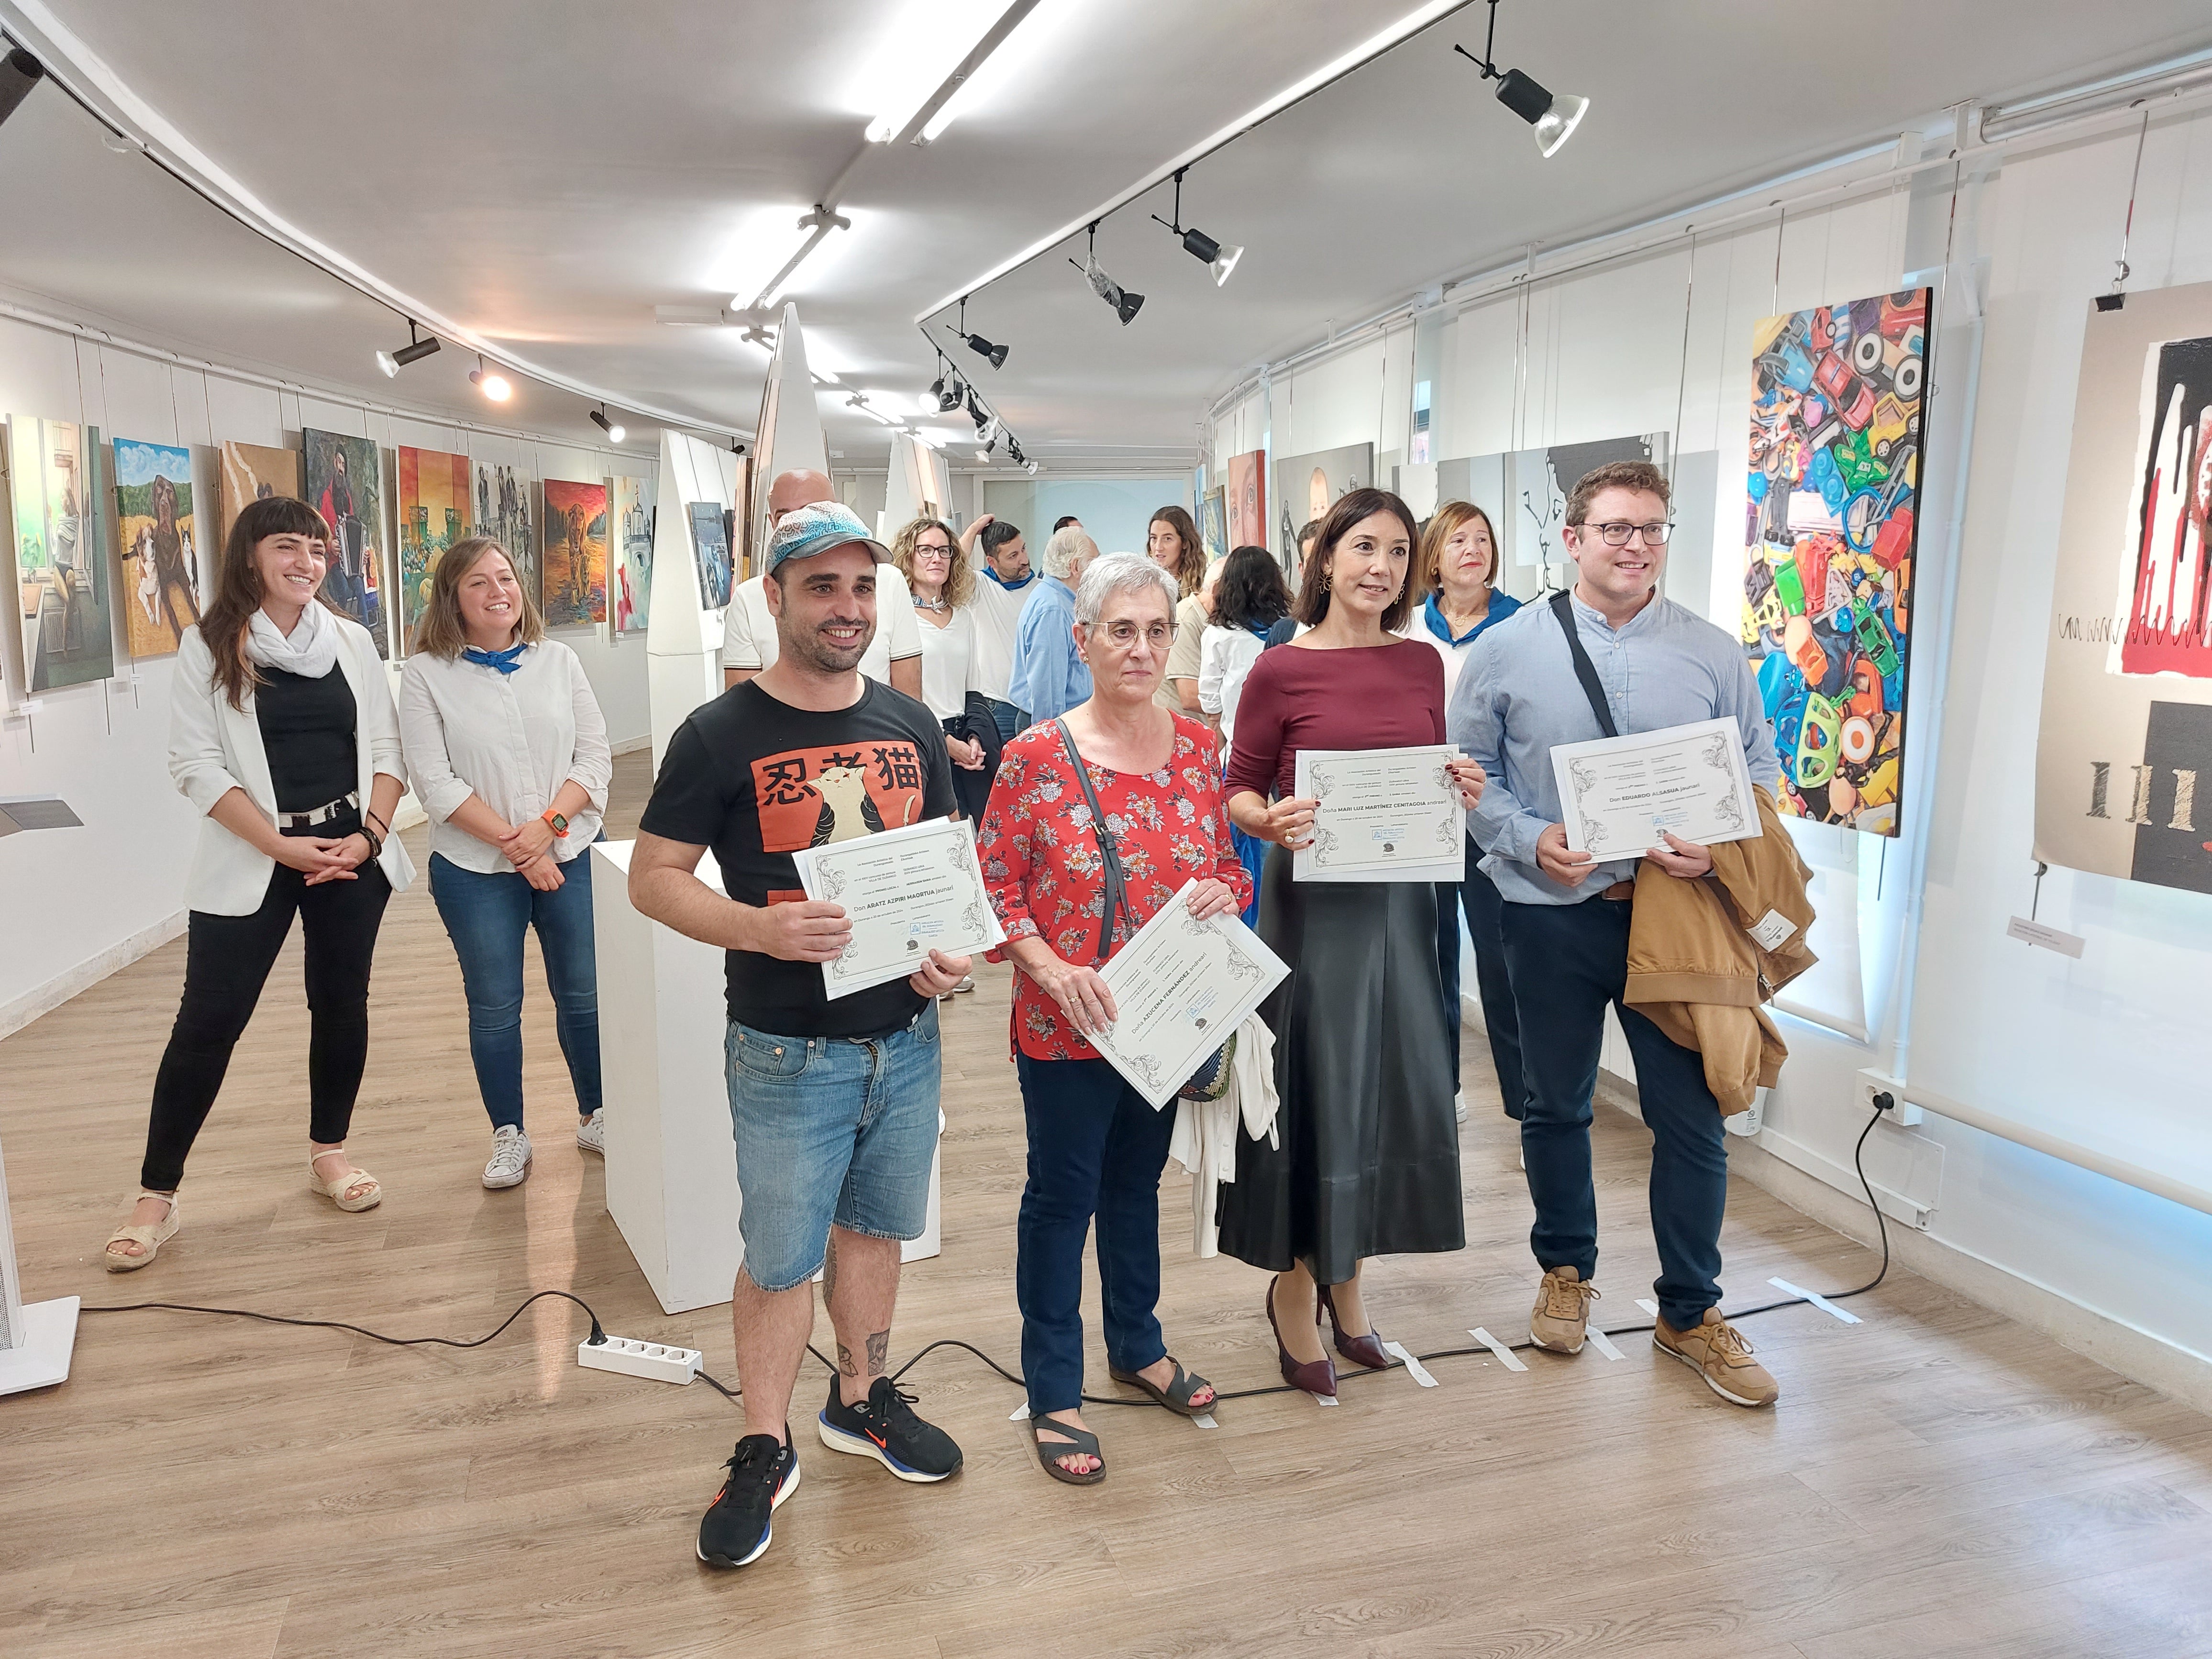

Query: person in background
[1197,545,1294,924]
[400,536,612,1189]
[1051,515,1081,534]
[1218,489,1484,1396]
[1263,519,1326,646]
[1450,460,1784,1408]
[106,497,413,1270]
[724,469,925,698]
[961,514,1033,743]
[979,552,1248,1483]
[1006,524,1097,728]
[1412,501,1525,1128]
[890,515,999,826]
[1147,505,1212,716]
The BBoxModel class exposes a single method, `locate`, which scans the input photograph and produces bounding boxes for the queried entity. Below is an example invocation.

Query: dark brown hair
[1291,487,1419,632]
[1564,460,1671,528]
[1147,505,1207,598]
[201,494,333,709]
[413,536,545,659]
[1211,545,1292,633]
[1417,500,1498,597]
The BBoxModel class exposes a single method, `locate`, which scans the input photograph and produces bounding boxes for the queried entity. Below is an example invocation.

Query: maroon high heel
[1317,1281,1392,1372]
[1268,1277,1337,1397]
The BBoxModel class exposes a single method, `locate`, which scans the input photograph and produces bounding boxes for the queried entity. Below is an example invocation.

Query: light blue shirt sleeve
[1449,632,1548,866]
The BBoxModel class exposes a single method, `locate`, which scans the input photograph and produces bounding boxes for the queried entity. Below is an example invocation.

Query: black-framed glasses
[1576,520,1674,547]
[913,540,953,556]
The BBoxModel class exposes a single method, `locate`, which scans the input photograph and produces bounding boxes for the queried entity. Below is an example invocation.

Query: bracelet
[357,828,382,862]
[365,808,391,835]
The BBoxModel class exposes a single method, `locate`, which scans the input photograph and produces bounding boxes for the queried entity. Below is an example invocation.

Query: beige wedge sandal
[104,1190,180,1272]
[308,1147,382,1212]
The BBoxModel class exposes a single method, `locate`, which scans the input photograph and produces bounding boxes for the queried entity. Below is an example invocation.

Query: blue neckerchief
[463,642,529,675]
[1423,593,1490,647]
[1245,621,1274,641]
[981,565,1035,592]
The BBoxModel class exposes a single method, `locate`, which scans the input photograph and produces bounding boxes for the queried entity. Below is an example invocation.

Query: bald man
[723,468,924,697]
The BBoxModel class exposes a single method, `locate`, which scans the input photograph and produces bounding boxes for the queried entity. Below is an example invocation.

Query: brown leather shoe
[1653,1309,1780,1408]
[1529,1265,1599,1353]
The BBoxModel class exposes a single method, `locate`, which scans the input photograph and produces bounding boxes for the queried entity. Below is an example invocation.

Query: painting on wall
[1505,434,1670,575]
[301,428,389,656]
[1739,290,1928,835]
[1201,487,1227,561]
[397,445,472,641]
[113,437,199,660]
[216,440,302,551]
[612,473,654,633]
[1226,449,1266,554]
[8,416,113,692]
[688,500,732,609]
[1273,443,1371,563]
[540,478,609,627]
[474,461,537,611]
[2034,281,2212,895]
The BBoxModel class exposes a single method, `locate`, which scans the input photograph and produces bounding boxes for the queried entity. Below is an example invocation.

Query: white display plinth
[592,841,941,1315]
[0,1296,79,1396]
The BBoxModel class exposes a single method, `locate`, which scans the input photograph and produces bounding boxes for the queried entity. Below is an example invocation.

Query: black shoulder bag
[1548,588,1618,738]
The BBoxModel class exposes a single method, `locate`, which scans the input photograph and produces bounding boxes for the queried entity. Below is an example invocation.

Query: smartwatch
[542,809,570,839]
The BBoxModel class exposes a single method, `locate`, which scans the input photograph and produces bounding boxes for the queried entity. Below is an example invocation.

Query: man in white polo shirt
[723,469,923,696]
[959,513,1032,743]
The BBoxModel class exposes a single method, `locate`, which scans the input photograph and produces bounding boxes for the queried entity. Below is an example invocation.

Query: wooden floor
[5,752,2211,1658]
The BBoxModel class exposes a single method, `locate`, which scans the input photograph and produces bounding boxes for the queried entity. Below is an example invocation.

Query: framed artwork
[540,479,609,627]
[1226,449,1265,553]
[301,428,390,657]
[1201,487,1227,561]
[112,437,200,660]
[1273,442,1372,562]
[216,441,302,552]
[1740,289,1928,835]
[473,461,537,612]
[8,415,114,693]
[1505,434,1668,574]
[688,500,733,609]
[396,446,473,640]
[612,473,654,633]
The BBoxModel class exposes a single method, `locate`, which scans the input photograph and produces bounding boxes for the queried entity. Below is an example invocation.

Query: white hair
[1075,551,1178,628]
[1041,525,1097,581]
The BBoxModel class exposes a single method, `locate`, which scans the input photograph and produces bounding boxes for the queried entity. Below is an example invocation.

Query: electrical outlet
[1856,1068,1923,1127]
[577,1334,702,1385]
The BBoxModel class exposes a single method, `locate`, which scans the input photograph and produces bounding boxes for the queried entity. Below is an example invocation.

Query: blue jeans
[723,1003,941,1293]
[1014,1054,1175,1416]
[1498,892,1728,1332]
[1435,840,1527,1119]
[983,696,1027,745]
[428,852,602,1131]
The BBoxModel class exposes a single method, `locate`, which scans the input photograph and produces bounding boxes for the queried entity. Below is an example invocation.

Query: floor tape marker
[1309,1390,1339,1407]
[1466,1327,1527,1372]
[1189,1412,1219,1429]
[1636,1298,1661,1319]
[1382,1339,1438,1386]
[1010,1401,1030,1421]
[1583,1327,1625,1361]
[1770,1276,1862,1323]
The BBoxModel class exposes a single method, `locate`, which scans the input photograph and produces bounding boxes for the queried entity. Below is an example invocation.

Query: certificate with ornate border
[1548,716,1759,857]
[791,816,1005,1000]
[1291,743,1465,884]
[1090,879,1291,1111]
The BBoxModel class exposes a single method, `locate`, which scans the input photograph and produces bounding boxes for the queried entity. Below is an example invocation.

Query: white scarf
[245,601,341,680]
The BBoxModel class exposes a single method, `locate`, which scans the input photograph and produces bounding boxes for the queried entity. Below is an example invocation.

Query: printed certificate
[1291,743,1465,883]
[792,816,1005,1000]
[1549,717,1760,857]
[1090,880,1290,1111]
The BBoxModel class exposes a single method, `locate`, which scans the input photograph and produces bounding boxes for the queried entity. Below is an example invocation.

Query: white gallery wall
[1209,109,2212,1391]
[0,316,658,1032]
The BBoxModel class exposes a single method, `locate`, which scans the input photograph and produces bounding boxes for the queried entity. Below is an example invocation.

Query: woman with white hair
[979,552,1251,1484]
[1004,523,1095,727]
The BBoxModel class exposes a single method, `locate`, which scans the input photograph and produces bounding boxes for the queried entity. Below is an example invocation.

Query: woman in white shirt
[106,495,414,1271]
[1196,545,1294,924]
[399,537,613,1188]
[889,516,998,825]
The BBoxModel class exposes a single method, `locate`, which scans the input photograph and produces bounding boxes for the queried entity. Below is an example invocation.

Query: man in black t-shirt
[631,502,969,1570]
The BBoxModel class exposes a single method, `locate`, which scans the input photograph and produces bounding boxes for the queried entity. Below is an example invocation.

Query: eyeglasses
[913,540,952,556]
[1093,620,1174,649]
[1575,520,1674,547]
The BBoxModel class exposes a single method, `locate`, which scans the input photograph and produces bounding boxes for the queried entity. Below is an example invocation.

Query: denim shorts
[723,1001,941,1293]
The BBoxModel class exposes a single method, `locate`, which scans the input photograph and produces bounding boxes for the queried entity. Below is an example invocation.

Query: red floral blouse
[980,714,1252,1061]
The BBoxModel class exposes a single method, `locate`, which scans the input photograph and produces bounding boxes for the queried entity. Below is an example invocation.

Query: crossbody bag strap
[1054,717,1132,964]
[1549,588,1619,741]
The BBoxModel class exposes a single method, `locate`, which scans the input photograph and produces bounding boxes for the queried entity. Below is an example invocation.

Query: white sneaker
[483,1125,533,1189]
[1455,1090,1468,1124]
[952,974,976,994]
[576,1109,605,1156]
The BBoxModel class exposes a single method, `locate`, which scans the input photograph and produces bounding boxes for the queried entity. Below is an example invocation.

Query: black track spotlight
[375,322,440,378]
[961,331,1009,370]
[1453,2,1587,158]
[1149,169,1242,287]
[939,376,965,414]
[589,406,626,443]
[1070,223,1145,325]
[0,47,44,131]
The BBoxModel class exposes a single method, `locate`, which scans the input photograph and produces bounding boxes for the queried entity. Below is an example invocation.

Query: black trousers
[140,818,391,1190]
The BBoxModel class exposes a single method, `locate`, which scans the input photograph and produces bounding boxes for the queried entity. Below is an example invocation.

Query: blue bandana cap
[765,501,890,572]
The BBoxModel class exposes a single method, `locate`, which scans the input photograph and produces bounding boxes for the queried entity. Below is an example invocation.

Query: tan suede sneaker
[1529,1265,1600,1353]
[1653,1308,1780,1407]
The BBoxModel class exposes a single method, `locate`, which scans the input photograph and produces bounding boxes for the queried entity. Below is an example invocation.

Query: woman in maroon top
[980,552,1250,1484]
[1220,488,1485,1396]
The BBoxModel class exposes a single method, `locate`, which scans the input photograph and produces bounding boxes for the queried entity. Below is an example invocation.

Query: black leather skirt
[1215,844,1466,1283]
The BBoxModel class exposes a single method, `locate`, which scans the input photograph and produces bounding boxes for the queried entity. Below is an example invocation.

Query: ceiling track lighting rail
[1450,0,1587,158]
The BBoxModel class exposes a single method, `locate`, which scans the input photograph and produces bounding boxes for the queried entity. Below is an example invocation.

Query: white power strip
[577,1334,702,1385]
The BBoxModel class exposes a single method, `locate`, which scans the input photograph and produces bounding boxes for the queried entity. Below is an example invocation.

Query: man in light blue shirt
[1449,460,1785,1409]
[1006,525,1096,728]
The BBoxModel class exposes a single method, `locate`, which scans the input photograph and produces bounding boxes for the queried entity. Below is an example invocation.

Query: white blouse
[913,603,981,720]
[398,640,613,874]
[1196,623,1272,747]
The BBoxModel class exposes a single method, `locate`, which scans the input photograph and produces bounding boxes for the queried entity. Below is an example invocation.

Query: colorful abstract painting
[113,437,199,660]
[1741,288,1929,835]
[216,441,302,551]
[612,473,653,633]
[1226,449,1265,555]
[302,428,389,657]
[397,446,473,641]
[541,478,609,627]
[474,461,537,610]
[9,415,113,693]
[688,501,732,609]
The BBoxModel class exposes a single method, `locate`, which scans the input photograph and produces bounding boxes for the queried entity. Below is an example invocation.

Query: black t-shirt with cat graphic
[640,678,957,1038]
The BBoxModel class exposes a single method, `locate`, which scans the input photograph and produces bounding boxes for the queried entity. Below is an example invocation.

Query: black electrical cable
[81,1286,606,1349]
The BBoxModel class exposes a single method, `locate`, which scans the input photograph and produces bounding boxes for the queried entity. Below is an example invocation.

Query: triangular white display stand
[645,430,741,772]
[746,302,831,561]
[884,432,950,535]
[0,1137,77,1397]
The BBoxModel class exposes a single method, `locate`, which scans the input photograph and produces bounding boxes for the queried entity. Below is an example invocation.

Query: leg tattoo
[822,1235,839,1307]
[865,1329,889,1379]
[837,1341,859,1378]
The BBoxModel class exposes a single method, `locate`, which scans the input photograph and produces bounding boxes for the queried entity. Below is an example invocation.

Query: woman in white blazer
[105,495,415,1270]
[399,537,611,1190]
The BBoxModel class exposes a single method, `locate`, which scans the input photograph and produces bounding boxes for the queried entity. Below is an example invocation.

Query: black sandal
[1108,1357,1217,1418]
[1030,1416,1106,1485]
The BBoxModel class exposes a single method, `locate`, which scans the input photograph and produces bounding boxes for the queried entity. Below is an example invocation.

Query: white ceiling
[3,0,2210,470]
